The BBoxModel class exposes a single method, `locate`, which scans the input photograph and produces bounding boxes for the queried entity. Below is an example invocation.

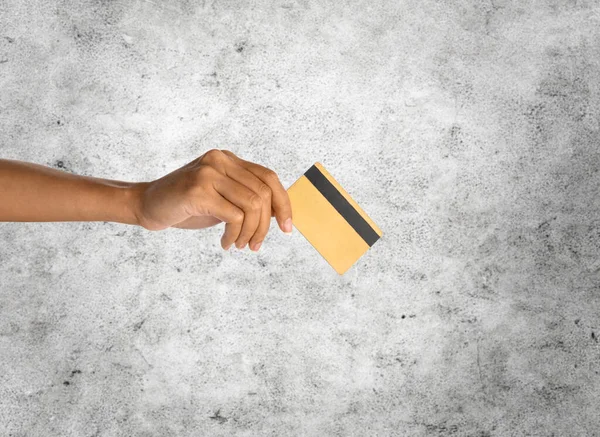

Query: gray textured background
[1,0,600,436]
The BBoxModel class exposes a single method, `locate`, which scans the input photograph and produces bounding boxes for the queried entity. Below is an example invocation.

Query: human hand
[134,149,293,251]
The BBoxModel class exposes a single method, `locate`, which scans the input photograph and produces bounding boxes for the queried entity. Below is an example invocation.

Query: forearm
[0,159,145,225]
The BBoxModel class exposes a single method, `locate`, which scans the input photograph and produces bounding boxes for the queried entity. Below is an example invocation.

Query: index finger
[220,150,292,234]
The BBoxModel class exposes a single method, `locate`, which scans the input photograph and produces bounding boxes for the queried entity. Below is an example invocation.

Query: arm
[0,159,144,225]
[0,150,293,252]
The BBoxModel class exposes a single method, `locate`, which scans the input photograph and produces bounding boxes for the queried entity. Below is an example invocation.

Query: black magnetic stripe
[304,165,380,247]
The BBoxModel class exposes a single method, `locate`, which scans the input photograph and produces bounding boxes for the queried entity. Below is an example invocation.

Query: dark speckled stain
[235,41,246,53]
[445,123,467,158]
[535,382,579,405]
[28,320,51,343]
[424,423,459,434]
[540,339,567,351]
[536,69,589,123]
[133,318,146,332]
[200,71,220,87]
[70,24,103,49]
[194,251,223,269]
[523,101,547,142]
[64,369,82,386]
[209,409,228,424]
[53,159,74,173]
[537,217,557,231]
[4,36,14,43]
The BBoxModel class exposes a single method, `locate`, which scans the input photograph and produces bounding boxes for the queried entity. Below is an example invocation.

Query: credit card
[287,162,382,275]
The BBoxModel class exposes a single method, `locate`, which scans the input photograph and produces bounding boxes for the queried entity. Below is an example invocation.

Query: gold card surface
[287,162,383,275]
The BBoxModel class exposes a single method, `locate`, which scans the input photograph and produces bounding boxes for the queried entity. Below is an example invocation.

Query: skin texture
[0,149,293,251]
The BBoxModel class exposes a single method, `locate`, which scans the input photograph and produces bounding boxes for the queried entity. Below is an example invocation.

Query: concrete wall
[1,0,600,435]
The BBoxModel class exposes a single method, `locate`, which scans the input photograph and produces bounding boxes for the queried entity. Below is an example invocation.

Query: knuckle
[187,167,216,199]
[249,193,263,210]
[232,210,244,224]
[263,168,278,182]
[258,183,271,199]
[195,164,216,180]
[202,148,223,163]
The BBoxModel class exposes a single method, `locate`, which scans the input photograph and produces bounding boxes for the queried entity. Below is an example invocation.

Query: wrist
[124,182,150,228]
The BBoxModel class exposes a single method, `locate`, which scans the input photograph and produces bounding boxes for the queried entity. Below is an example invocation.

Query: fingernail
[283,218,292,234]
[251,241,262,251]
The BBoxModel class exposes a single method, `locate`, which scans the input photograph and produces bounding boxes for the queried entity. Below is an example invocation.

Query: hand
[135,149,293,251]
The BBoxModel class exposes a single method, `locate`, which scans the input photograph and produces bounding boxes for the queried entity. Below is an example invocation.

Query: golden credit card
[286,162,383,275]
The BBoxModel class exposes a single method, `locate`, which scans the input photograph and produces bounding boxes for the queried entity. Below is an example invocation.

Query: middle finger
[222,160,272,250]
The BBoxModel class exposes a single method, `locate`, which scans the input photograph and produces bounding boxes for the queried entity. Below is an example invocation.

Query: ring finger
[213,174,262,249]
[221,160,272,250]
